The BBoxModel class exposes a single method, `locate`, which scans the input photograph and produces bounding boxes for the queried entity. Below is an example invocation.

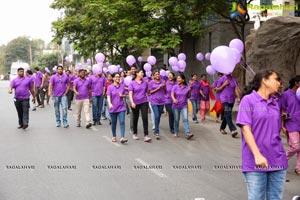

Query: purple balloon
[166,70,170,77]
[108,65,118,74]
[229,39,244,53]
[205,53,211,61]
[119,68,123,72]
[178,53,186,61]
[177,60,186,72]
[147,56,156,66]
[196,53,204,61]
[231,48,242,64]
[143,63,152,72]
[160,70,166,77]
[106,61,110,66]
[172,65,179,72]
[103,67,108,73]
[169,57,178,67]
[210,46,237,75]
[92,64,100,74]
[95,53,105,63]
[206,65,216,75]
[65,56,71,63]
[126,55,136,66]
[146,71,152,78]
[296,87,300,101]
[138,56,143,63]
[87,58,92,66]
[124,76,132,86]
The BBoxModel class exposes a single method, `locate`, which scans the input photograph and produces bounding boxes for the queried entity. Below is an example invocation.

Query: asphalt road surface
[0,80,299,200]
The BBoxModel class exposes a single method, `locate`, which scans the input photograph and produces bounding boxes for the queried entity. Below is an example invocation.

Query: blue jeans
[243,170,286,200]
[173,107,190,134]
[53,96,68,126]
[190,99,199,121]
[92,95,104,123]
[110,111,125,138]
[220,102,237,131]
[102,98,111,120]
[151,104,164,134]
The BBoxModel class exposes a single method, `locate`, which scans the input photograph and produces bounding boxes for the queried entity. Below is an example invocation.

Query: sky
[0,0,61,45]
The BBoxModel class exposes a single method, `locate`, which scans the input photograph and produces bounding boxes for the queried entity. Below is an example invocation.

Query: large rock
[246,16,300,87]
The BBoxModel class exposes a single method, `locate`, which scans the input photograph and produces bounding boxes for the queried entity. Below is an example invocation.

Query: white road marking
[102,136,121,147]
[135,158,167,178]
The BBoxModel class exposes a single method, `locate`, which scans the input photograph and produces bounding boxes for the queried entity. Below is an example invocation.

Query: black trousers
[35,87,42,105]
[131,102,149,136]
[14,98,30,126]
[66,90,74,109]
[40,88,49,105]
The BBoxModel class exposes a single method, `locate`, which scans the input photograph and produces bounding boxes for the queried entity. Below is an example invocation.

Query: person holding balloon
[107,73,128,143]
[148,70,166,140]
[215,74,239,137]
[171,74,194,139]
[281,75,300,175]
[165,72,176,134]
[128,69,152,142]
[189,74,201,123]
[236,70,288,200]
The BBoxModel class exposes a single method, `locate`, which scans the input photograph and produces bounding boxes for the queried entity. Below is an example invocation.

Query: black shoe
[32,108,36,111]
[17,125,23,129]
[22,124,28,129]
[98,121,102,125]
[76,124,81,127]
[86,123,92,129]
[93,121,97,126]
[68,108,72,111]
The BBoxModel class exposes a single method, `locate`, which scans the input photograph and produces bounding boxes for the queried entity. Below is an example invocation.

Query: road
[0,80,299,200]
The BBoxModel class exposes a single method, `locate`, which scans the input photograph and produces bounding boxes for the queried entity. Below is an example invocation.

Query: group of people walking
[8,63,300,199]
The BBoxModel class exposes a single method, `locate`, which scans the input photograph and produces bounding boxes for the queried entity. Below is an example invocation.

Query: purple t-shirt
[50,74,70,97]
[148,79,165,105]
[67,74,76,91]
[213,78,221,100]
[218,75,237,104]
[189,81,201,100]
[74,77,91,100]
[89,75,107,96]
[236,90,288,172]
[281,89,300,132]
[10,76,34,99]
[171,84,189,109]
[128,79,148,105]
[107,84,126,113]
[199,81,210,101]
[165,80,176,104]
[35,71,43,87]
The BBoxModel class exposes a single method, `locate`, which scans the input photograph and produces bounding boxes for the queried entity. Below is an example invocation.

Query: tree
[38,53,60,71]
[51,0,220,64]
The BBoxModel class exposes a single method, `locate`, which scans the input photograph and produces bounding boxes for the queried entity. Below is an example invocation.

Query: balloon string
[241,56,256,75]
[200,61,206,68]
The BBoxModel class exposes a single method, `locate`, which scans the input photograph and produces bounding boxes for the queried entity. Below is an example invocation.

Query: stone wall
[246,16,300,88]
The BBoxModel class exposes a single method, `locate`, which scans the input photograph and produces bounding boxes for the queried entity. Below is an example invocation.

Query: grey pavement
[0,81,299,200]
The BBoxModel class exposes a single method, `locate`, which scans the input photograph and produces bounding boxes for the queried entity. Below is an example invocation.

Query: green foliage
[37,53,60,71]
[51,0,220,60]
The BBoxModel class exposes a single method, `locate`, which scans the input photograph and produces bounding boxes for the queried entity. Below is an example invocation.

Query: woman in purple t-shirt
[281,75,300,175]
[237,70,288,200]
[189,74,201,123]
[148,70,166,140]
[165,72,176,134]
[129,69,151,142]
[171,74,193,139]
[107,73,128,144]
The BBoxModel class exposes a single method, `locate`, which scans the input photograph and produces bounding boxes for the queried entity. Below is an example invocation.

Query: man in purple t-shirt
[34,67,43,108]
[48,65,70,128]
[73,69,92,129]
[89,72,106,126]
[9,68,35,129]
